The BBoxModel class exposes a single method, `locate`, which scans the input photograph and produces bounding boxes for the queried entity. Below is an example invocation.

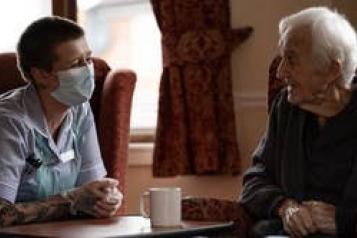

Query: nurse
[0,16,122,226]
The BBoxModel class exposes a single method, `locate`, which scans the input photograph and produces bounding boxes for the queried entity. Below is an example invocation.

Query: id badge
[59,149,75,163]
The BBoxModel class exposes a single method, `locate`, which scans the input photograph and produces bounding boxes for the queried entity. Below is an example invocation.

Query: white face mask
[51,62,95,106]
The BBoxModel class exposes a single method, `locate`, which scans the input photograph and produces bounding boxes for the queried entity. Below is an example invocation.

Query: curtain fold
[152,0,251,176]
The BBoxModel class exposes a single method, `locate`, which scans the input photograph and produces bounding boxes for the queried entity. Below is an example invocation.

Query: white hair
[279,6,357,86]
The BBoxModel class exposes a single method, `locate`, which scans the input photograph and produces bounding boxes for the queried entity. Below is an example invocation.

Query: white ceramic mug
[140,187,182,227]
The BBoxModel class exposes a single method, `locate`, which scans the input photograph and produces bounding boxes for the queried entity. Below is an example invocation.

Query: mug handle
[140,191,150,218]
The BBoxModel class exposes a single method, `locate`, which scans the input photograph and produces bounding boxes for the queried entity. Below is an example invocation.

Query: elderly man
[0,17,123,227]
[240,7,357,238]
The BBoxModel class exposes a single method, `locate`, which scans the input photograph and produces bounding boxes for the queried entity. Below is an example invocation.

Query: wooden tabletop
[0,215,233,238]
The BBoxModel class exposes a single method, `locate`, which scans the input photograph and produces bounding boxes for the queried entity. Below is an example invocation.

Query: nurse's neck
[37,90,69,141]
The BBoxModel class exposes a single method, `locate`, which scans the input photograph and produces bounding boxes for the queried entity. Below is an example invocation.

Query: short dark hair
[17,16,85,82]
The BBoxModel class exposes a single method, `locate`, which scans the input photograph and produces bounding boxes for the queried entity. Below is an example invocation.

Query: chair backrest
[97,68,136,215]
[267,55,284,111]
[0,53,26,92]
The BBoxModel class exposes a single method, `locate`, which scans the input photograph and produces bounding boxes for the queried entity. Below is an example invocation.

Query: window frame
[74,0,158,143]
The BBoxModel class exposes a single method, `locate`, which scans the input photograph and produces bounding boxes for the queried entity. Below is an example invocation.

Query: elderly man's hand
[303,200,336,235]
[63,178,123,218]
[278,199,317,237]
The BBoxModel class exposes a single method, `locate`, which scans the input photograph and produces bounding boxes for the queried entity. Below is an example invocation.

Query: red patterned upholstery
[268,55,285,110]
[98,69,136,215]
[0,53,24,92]
[182,197,252,237]
[0,53,136,215]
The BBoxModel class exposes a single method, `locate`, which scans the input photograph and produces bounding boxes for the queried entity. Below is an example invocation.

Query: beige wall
[126,0,357,214]
[332,0,357,27]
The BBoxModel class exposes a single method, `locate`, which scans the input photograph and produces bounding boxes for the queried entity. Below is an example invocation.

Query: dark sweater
[240,89,357,236]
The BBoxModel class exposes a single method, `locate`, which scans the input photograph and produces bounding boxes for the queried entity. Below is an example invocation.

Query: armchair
[0,52,136,215]
[181,55,285,237]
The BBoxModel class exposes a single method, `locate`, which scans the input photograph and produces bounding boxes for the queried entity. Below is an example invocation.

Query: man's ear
[328,60,342,83]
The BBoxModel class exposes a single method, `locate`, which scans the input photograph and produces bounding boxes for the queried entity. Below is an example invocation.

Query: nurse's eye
[69,61,81,68]
[85,57,93,64]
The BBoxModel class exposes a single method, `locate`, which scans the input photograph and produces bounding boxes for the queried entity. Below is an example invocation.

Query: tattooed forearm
[0,202,23,227]
[67,188,98,217]
[0,179,121,227]
[0,196,72,227]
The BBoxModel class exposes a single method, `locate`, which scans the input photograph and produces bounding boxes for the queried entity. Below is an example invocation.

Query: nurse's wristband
[60,190,77,216]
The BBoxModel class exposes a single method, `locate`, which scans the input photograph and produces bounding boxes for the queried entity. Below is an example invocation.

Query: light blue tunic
[0,84,106,203]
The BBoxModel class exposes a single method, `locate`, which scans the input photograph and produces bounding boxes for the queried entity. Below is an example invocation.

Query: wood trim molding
[52,0,77,21]
[234,93,266,108]
[128,143,154,166]
[128,92,266,143]
[130,128,155,143]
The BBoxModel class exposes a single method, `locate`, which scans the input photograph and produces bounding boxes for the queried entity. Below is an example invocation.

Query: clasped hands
[64,178,123,218]
[278,199,336,237]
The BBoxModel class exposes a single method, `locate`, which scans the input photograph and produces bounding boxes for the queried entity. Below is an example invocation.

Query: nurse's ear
[30,67,59,91]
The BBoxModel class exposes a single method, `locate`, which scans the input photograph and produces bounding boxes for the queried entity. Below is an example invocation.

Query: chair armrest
[182,197,252,237]
[98,69,136,214]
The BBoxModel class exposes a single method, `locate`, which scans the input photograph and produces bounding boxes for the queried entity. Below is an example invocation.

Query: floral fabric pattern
[182,197,252,237]
[151,0,252,176]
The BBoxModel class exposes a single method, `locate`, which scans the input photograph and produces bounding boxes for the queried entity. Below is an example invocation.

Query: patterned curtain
[151,0,252,176]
